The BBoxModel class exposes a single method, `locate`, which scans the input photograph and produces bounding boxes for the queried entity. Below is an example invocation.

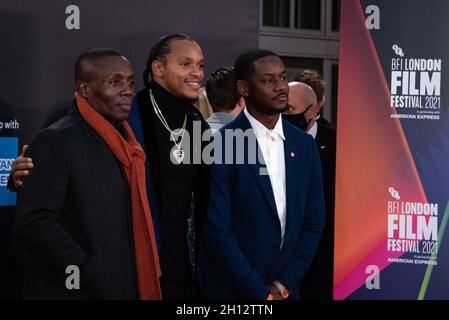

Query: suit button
[273,246,279,252]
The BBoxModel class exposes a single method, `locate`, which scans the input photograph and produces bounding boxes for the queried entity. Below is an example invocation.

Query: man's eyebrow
[108,72,135,77]
[176,56,204,62]
[260,70,287,76]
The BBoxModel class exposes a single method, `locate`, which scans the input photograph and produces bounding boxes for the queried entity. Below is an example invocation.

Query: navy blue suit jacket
[199,112,325,300]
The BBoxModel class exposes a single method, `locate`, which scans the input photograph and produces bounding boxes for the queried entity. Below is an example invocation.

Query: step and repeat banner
[0,0,259,298]
[335,0,449,299]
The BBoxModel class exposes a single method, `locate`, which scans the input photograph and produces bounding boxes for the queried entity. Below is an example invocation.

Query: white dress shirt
[307,121,318,139]
[244,108,287,244]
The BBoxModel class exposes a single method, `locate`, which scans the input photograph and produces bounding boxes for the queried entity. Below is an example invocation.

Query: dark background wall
[0,0,259,299]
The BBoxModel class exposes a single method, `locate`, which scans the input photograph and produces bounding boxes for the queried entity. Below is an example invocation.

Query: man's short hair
[142,33,195,87]
[75,48,122,83]
[206,67,240,112]
[234,49,278,84]
[295,69,326,103]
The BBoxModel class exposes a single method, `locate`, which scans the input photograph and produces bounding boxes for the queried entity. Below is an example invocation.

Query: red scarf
[75,93,161,300]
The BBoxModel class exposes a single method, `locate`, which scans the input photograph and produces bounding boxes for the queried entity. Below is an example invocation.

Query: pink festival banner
[334,0,449,299]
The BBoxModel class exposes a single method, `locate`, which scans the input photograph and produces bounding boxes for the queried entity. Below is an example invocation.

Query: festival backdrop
[335,0,449,299]
[0,0,259,299]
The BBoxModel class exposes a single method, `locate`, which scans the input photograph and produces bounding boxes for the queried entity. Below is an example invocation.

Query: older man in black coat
[14,48,161,299]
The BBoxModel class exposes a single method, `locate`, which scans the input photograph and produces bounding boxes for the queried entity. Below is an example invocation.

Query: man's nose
[190,65,204,78]
[122,83,134,96]
[275,79,288,92]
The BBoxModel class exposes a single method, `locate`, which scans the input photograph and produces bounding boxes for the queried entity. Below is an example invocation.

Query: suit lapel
[283,124,299,239]
[250,159,278,216]
[234,112,278,215]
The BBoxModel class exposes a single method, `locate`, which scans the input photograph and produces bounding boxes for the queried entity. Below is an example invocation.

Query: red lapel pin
[290,152,295,158]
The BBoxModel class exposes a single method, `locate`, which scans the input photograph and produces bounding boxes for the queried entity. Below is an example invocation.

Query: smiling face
[241,55,289,115]
[152,39,204,100]
[78,56,134,122]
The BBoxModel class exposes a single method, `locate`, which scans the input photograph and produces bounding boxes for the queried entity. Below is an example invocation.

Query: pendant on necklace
[171,145,185,164]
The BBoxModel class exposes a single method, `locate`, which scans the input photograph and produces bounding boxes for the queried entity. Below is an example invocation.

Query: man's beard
[262,102,289,115]
[277,103,289,113]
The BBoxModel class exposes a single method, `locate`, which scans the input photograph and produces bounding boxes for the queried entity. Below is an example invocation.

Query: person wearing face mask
[283,81,336,300]
[295,69,332,127]
[283,82,319,133]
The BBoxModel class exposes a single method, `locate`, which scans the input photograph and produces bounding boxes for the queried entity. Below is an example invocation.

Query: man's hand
[12,145,34,188]
[268,283,283,300]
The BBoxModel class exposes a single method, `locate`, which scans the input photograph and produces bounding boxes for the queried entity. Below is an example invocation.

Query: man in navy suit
[199,49,325,300]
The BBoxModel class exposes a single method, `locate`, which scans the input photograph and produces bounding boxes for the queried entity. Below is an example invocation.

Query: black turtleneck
[136,81,204,299]
[150,81,189,130]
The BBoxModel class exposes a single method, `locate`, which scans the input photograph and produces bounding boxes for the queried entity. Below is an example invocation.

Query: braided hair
[142,33,195,87]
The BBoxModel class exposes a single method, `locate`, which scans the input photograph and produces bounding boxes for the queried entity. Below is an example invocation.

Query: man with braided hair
[129,34,210,299]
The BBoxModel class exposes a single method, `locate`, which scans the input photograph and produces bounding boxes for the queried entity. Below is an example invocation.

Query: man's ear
[312,102,320,117]
[76,81,89,99]
[237,80,249,97]
[319,95,326,109]
[152,60,164,78]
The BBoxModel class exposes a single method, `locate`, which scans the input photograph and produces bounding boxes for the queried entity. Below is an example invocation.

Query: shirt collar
[244,108,285,141]
[208,112,235,123]
[307,121,318,139]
